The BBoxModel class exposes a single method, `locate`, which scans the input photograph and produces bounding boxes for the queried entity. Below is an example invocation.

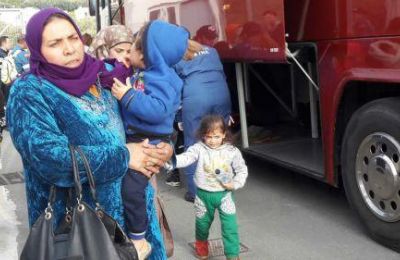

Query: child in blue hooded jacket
[112,20,196,258]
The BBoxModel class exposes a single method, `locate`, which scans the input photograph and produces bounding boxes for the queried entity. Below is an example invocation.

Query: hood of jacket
[143,20,189,68]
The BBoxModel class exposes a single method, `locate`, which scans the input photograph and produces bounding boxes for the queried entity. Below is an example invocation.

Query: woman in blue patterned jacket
[6,8,171,259]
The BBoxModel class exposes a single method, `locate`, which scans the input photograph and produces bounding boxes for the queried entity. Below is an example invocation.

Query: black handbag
[20,145,138,260]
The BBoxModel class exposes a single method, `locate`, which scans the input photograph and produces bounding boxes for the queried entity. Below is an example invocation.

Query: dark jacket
[0,48,9,88]
[0,48,8,59]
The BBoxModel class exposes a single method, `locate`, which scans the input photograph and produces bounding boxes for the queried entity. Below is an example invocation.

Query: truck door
[182,0,287,63]
[212,0,287,62]
[128,0,287,63]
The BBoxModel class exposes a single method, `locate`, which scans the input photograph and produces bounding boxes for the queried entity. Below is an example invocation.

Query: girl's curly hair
[196,114,232,143]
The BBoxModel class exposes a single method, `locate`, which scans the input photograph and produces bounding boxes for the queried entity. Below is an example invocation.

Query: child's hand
[221,182,235,191]
[112,77,132,100]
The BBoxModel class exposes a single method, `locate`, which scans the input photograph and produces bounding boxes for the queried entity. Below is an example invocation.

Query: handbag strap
[71,145,102,210]
[44,145,102,217]
[43,145,97,219]
[48,185,57,205]
[69,145,83,202]
[44,185,57,219]
[65,188,75,214]
[74,146,97,201]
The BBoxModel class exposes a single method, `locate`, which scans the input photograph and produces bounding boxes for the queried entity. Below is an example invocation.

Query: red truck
[95,0,400,251]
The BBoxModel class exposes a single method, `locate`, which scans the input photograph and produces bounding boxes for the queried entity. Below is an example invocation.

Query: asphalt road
[0,130,399,259]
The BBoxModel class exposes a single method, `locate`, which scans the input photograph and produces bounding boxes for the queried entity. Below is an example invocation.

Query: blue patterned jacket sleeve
[7,76,129,187]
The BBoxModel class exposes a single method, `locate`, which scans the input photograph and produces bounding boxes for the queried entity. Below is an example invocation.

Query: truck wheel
[342,97,400,251]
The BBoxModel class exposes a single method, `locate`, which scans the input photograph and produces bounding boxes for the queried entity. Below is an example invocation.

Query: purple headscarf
[25,8,131,96]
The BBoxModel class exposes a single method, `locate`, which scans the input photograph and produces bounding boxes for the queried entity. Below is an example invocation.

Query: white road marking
[0,186,19,260]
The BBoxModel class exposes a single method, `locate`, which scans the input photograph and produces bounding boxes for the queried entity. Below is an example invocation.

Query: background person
[82,32,93,52]
[0,35,11,58]
[260,10,283,44]
[89,25,133,68]
[165,25,219,189]
[6,8,171,260]
[173,28,232,202]
[233,21,277,56]
[11,34,30,74]
[194,25,218,47]
[0,35,11,138]
[0,49,18,93]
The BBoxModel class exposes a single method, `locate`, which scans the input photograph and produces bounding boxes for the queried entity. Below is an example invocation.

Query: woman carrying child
[111,20,201,259]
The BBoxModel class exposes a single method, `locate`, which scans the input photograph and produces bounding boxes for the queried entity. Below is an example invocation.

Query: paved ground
[0,130,27,260]
[160,161,399,260]
[0,130,399,259]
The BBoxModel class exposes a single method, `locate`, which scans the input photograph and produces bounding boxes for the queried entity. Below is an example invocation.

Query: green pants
[195,189,239,258]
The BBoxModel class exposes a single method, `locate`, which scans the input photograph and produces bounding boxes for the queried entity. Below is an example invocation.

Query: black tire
[342,97,400,252]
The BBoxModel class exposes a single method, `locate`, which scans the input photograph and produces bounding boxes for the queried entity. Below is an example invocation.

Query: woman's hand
[126,139,173,178]
[145,141,174,164]
[126,139,160,178]
[112,77,132,100]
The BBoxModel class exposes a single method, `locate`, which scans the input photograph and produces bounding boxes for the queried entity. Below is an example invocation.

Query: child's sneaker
[165,170,180,187]
[184,192,195,203]
[195,240,208,259]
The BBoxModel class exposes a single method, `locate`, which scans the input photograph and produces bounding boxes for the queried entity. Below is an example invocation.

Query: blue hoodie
[120,20,189,136]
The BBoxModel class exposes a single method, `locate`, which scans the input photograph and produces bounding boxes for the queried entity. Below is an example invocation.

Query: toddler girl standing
[172,115,248,260]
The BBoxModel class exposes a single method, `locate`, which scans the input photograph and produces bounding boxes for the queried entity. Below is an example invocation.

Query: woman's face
[109,42,132,68]
[41,17,84,68]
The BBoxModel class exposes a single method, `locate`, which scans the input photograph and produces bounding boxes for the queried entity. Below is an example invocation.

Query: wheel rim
[356,132,400,222]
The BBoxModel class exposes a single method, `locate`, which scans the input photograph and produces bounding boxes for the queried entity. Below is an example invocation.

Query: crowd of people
[3,7,248,260]
[0,34,30,141]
